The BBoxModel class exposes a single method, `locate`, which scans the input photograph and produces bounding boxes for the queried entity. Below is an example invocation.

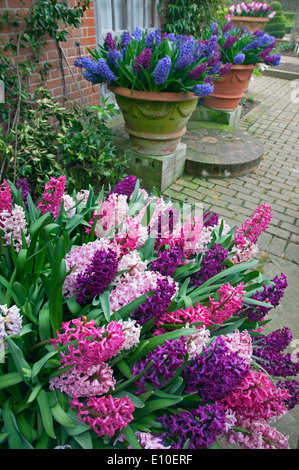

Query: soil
[240,97,260,117]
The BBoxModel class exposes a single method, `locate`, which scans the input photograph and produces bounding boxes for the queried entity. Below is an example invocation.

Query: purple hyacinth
[75,249,118,305]
[153,56,171,85]
[259,42,275,58]
[104,32,116,50]
[108,175,137,198]
[218,62,232,76]
[189,63,207,81]
[208,61,223,75]
[207,52,221,68]
[264,55,281,66]
[133,48,151,73]
[131,277,177,326]
[223,35,238,50]
[132,337,187,394]
[233,53,245,64]
[203,211,218,227]
[158,403,228,449]
[16,177,30,209]
[166,33,176,43]
[277,380,299,410]
[191,83,214,97]
[183,336,250,402]
[203,39,218,57]
[237,273,287,322]
[189,243,228,288]
[222,22,233,34]
[95,59,117,82]
[150,246,182,277]
[253,327,299,378]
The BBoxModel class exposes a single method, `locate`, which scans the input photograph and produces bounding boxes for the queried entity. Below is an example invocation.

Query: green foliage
[0,0,91,182]
[265,1,287,38]
[1,88,129,198]
[158,0,225,36]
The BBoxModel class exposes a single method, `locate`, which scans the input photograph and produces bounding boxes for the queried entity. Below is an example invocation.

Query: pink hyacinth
[224,417,289,449]
[37,175,66,220]
[220,329,253,366]
[155,302,212,333]
[0,180,12,213]
[51,317,125,370]
[49,362,116,398]
[70,394,135,437]
[220,368,290,422]
[234,202,273,248]
[0,205,30,252]
[209,282,245,325]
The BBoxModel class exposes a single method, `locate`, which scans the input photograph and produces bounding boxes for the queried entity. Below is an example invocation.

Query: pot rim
[108,85,198,102]
[229,64,257,70]
[230,15,269,22]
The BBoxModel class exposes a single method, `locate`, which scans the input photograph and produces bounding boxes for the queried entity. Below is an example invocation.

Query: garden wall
[0,0,99,108]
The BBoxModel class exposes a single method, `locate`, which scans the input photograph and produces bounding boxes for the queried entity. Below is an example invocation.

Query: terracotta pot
[203,64,256,111]
[108,85,198,156]
[230,16,269,32]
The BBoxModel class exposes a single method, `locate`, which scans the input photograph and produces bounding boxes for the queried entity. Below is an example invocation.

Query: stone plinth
[112,127,186,192]
[190,104,242,128]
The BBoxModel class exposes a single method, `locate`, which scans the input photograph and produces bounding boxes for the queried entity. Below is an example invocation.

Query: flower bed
[0,175,298,450]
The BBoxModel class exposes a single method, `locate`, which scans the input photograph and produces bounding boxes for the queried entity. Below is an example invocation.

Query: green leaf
[31,350,58,385]
[73,430,93,449]
[99,290,111,322]
[51,402,77,428]
[0,371,22,390]
[133,396,183,420]
[2,399,23,449]
[121,424,142,449]
[6,337,31,386]
[112,390,144,408]
[36,389,56,439]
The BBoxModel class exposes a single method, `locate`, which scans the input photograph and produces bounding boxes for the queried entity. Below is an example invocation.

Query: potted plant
[74,28,222,156]
[227,1,277,32]
[201,22,281,110]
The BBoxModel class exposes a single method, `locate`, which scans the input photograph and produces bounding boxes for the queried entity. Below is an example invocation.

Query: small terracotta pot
[230,16,269,32]
[108,85,198,156]
[203,64,256,111]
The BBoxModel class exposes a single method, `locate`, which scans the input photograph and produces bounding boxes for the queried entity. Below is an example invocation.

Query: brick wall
[0,0,99,109]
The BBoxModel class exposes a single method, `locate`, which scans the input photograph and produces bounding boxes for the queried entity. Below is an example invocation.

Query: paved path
[163,75,299,265]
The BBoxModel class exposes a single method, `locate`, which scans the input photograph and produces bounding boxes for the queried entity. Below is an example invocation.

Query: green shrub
[265,2,287,38]
[1,88,129,198]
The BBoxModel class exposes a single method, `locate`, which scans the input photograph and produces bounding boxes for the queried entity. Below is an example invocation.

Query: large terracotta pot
[108,85,198,156]
[203,64,256,111]
[230,16,269,32]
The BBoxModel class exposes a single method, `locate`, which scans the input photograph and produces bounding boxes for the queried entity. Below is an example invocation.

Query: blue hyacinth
[154,56,172,85]
[132,27,142,41]
[107,49,122,69]
[191,83,214,97]
[96,59,117,83]
[233,53,245,65]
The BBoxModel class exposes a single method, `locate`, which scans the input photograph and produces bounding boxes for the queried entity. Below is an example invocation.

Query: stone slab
[183,121,264,178]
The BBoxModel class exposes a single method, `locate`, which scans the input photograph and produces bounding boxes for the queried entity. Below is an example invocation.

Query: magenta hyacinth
[37,175,66,220]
